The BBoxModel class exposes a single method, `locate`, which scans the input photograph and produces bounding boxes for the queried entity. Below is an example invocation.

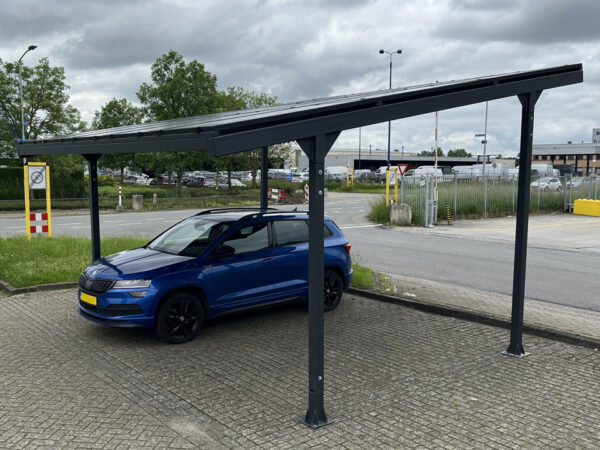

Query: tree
[212,87,290,189]
[91,98,144,182]
[0,57,86,160]
[137,50,220,196]
[419,147,444,157]
[447,148,472,157]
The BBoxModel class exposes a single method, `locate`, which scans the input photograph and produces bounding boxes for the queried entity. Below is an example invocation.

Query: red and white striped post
[29,212,49,235]
[304,184,309,203]
[267,188,285,204]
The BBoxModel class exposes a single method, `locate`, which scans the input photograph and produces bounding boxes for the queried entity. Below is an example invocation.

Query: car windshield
[147,217,230,256]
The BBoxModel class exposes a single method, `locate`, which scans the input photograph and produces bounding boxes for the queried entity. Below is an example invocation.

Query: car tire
[155,292,205,344]
[324,270,343,311]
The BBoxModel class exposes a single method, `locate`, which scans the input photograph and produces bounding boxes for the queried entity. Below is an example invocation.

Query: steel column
[505,91,541,357]
[85,154,101,262]
[260,146,268,209]
[297,132,339,428]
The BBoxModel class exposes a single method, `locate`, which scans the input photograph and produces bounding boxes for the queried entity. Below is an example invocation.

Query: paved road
[2,193,599,311]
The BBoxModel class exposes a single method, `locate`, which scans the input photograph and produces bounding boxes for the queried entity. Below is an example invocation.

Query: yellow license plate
[80,292,97,305]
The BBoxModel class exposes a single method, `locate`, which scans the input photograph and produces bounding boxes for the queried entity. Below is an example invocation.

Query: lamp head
[396,49,402,54]
[28,45,37,51]
[379,49,384,54]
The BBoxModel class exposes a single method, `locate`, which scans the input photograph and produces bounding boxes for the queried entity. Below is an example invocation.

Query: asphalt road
[2,193,599,312]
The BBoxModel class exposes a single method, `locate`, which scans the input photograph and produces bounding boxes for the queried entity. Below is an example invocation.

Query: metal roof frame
[17,64,583,429]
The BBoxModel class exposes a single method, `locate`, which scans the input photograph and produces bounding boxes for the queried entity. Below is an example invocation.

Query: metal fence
[396,174,599,225]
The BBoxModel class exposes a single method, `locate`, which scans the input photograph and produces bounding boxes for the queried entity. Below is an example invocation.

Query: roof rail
[194,207,276,216]
[239,209,309,221]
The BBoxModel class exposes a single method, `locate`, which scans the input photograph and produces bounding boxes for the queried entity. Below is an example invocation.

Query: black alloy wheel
[156,293,204,344]
[324,270,343,311]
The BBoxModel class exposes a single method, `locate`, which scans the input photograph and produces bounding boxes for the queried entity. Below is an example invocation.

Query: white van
[452,165,482,179]
[472,163,508,179]
[530,163,554,177]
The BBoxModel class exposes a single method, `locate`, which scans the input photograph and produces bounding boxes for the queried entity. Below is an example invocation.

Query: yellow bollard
[393,168,399,204]
[385,170,390,206]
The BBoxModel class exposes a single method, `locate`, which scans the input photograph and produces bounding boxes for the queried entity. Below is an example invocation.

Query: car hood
[86,247,194,278]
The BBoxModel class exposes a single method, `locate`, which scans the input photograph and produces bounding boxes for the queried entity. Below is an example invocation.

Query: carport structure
[18,64,583,428]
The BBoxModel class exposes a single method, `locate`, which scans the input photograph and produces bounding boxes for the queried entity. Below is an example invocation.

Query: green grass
[0,236,148,288]
[351,264,375,290]
[367,198,390,224]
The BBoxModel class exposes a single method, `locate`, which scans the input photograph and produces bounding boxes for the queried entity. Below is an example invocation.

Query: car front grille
[79,273,114,295]
[79,301,143,317]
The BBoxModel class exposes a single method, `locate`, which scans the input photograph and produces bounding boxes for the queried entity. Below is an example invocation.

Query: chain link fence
[396,174,599,225]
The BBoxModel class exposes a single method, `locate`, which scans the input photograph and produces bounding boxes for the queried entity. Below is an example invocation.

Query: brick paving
[380,272,600,342]
[1,289,599,448]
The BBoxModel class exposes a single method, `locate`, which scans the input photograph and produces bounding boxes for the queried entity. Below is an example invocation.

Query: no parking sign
[28,165,47,190]
[24,162,52,240]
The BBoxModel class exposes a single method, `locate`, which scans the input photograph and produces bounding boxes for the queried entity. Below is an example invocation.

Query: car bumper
[78,288,155,328]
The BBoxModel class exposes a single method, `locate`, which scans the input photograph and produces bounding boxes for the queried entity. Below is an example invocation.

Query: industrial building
[532,142,600,175]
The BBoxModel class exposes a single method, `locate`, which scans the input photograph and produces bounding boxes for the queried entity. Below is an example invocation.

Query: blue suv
[78,208,353,343]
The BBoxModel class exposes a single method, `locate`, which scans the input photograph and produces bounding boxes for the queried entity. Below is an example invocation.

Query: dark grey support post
[85,154,101,262]
[297,132,339,428]
[260,146,268,209]
[505,91,541,357]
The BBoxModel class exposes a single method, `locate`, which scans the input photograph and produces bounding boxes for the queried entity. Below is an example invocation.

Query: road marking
[163,220,180,223]
[338,223,381,229]
[7,226,25,229]
[71,226,91,229]
[128,223,143,225]
[144,218,165,221]
[102,220,123,223]
[59,222,82,226]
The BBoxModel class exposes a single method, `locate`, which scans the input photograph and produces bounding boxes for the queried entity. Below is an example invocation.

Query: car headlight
[113,279,152,289]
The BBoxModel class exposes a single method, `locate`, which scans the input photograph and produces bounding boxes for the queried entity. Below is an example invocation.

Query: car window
[220,222,269,255]
[273,220,333,246]
[273,220,309,245]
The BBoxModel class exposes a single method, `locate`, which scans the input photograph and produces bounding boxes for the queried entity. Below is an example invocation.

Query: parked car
[566,177,585,188]
[531,177,562,191]
[124,175,151,185]
[353,169,376,182]
[217,178,247,189]
[77,209,353,343]
[187,176,217,188]
[292,172,310,182]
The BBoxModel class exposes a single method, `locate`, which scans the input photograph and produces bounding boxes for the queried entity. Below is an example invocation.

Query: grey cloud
[441,0,600,44]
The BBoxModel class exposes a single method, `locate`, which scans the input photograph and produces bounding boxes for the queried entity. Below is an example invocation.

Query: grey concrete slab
[1,289,598,448]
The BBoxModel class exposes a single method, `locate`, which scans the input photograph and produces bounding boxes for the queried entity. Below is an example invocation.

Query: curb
[0,279,78,296]
[348,287,600,350]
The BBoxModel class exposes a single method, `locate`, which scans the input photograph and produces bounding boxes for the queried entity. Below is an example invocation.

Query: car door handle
[263,257,275,263]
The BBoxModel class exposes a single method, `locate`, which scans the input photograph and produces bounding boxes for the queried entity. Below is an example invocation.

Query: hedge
[0,166,86,200]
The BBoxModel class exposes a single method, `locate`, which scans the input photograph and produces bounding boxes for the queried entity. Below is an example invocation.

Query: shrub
[367,198,390,224]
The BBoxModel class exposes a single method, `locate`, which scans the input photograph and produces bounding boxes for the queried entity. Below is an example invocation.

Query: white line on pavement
[71,226,91,229]
[102,220,123,223]
[7,226,25,229]
[338,223,381,229]
[58,222,82,226]
[127,223,143,225]
[144,218,165,221]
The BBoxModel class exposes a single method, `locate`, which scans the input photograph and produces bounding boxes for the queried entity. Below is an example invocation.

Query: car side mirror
[211,245,235,259]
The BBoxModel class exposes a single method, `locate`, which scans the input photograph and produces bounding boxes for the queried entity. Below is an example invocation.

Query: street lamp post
[475,101,489,213]
[379,48,402,170]
[18,45,37,143]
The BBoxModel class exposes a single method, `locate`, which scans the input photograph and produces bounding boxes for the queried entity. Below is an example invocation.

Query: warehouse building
[532,142,600,175]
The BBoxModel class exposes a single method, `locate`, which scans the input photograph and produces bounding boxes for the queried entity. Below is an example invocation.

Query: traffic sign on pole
[397,164,408,176]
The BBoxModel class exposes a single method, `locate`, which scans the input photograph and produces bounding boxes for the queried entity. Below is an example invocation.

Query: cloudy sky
[1,0,598,156]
